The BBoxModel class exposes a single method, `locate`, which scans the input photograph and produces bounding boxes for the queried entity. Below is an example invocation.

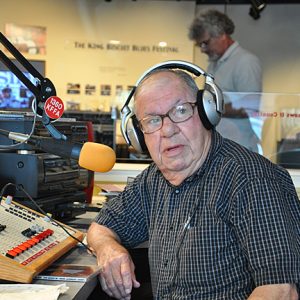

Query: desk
[34,205,151,299]
[33,245,98,300]
[32,210,99,300]
[33,245,151,300]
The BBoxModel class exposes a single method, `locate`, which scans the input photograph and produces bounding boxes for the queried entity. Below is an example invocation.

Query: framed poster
[5,23,46,55]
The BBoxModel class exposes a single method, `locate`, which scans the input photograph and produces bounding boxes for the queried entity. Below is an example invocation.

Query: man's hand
[87,222,140,299]
[98,242,140,299]
[248,284,298,300]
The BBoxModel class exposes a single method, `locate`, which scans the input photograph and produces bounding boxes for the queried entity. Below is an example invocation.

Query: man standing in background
[189,9,262,93]
[189,9,263,153]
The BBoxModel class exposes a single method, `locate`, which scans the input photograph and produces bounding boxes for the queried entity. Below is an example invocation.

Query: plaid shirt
[95,130,300,300]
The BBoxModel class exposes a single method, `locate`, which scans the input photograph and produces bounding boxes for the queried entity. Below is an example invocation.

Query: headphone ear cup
[197,89,213,130]
[127,114,148,154]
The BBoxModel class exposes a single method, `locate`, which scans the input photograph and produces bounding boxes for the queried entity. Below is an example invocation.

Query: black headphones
[120,60,224,153]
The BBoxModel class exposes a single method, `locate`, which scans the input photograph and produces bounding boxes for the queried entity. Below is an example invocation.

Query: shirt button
[164,259,168,267]
[175,189,180,194]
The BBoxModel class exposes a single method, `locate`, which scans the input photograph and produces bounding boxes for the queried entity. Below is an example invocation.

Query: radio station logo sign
[44,96,64,119]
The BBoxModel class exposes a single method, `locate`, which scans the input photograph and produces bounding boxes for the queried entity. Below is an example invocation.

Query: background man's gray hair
[189,9,235,41]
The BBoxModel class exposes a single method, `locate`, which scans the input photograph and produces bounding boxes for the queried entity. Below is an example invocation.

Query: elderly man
[87,66,299,300]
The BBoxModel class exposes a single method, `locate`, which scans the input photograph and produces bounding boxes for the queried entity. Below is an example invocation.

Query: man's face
[135,72,211,177]
[196,33,226,61]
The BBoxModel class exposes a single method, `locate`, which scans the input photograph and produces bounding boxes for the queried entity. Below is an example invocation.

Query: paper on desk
[0,283,69,300]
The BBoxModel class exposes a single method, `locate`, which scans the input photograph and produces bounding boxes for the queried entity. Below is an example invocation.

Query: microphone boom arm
[0,32,66,140]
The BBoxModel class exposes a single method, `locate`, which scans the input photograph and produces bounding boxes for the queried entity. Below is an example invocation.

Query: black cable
[0,182,96,257]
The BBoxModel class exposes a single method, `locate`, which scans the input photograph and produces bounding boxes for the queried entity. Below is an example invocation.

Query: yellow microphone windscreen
[79,142,116,172]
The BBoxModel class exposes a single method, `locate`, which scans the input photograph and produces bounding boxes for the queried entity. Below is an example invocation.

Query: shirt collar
[218,41,239,64]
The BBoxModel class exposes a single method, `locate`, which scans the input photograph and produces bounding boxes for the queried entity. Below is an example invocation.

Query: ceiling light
[158,41,167,47]
[109,40,120,45]
[249,0,266,20]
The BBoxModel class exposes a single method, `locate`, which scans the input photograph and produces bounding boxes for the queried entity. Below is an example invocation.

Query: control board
[0,196,84,283]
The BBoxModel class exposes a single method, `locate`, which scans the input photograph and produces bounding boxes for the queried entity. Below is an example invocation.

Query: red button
[20,242,30,250]
[6,250,18,258]
[23,242,32,248]
[32,237,39,243]
[17,244,27,251]
[35,233,44,241]
[46,229,54,236]
[27,239,36,246]
[12,247,22,254]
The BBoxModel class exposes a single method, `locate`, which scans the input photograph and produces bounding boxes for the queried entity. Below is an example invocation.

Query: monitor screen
[0,60,45,110]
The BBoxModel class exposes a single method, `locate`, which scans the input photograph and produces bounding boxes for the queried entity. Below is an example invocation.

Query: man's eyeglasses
[138,102,197,134]
[198,38,211,49]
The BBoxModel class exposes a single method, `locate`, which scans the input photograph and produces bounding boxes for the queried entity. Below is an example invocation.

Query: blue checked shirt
[95,130,300,300]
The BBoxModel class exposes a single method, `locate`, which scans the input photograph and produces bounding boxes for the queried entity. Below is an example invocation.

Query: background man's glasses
[139,102,197,134]
[198,38,211,49]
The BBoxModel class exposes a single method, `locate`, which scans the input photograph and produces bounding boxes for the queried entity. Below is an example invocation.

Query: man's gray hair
[135,68,199,97]
[133,69,199,112]
[189,9,235,41]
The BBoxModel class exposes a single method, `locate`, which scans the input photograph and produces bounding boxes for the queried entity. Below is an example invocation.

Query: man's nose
[160,116,178,136]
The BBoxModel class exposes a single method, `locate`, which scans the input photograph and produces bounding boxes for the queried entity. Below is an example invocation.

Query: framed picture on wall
[67,83,81,95]
[100,84,111,96]
[5,23,46,55]
[115,85,123,96]
[127,85,134,92]
[85,84,96,95]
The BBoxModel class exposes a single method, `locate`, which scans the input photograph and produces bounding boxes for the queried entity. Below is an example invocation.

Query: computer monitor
[0,59,45,111]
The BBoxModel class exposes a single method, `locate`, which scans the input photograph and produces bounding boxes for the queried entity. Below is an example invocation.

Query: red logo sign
[44,96,64,119]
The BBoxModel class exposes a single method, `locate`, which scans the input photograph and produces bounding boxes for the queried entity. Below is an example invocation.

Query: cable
[0,182,96,256]
[0,97,38,150]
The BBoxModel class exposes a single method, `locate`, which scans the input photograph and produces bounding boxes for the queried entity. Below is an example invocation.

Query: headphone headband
[121,60,224,153]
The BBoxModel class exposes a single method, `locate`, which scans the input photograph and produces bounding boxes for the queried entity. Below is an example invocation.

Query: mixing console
[0,196,84,283]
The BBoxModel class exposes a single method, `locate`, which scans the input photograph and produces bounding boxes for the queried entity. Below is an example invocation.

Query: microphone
[0,129,116,172]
